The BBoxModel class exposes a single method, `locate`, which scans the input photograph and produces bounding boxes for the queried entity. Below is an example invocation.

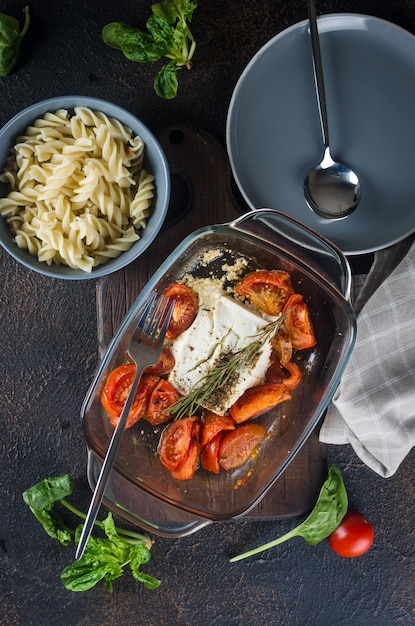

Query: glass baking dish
[81,209,356,537]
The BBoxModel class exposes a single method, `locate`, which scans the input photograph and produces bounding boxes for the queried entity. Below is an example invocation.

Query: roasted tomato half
[163,283,198,340]
[145,378,180,425]
[200,412,236,447]
[219,423,267,470]
[235,270,294,315]
[158,416,198,472]
[266,358,302,390]
[229,382,291,423]
[144,346,175,376]
[101,365,159,428]
[283,293,317,350]
[171,422,201,480]
[201,432,222,474]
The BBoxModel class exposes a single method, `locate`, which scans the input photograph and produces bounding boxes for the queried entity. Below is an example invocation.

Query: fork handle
[75,366,143,560]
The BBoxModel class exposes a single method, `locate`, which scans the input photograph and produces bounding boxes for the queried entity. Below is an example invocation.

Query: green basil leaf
[0,13,21,45]
[154,63,179,99]
[61,557,123,592]
[146,14,174,47]
[298,464,348,545]
[29,508,72,546]
[122,36,166,63]
[23,475,74,511]
[230,465,348,561]
[0,6,30,76]
[152,0,197,23]
[102,22,143,50]
[133,570,162,589]
[129,544,161,589]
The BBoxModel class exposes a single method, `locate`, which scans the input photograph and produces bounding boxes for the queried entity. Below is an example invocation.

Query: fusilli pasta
[0,107,155,272]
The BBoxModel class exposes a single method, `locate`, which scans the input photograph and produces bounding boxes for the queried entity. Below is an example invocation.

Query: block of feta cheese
[168,282,273,415]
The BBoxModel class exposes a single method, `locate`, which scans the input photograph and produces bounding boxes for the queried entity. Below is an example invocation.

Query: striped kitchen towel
[320,237,415,477]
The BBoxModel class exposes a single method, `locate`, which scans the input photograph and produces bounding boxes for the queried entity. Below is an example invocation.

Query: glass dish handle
[229,209,352,301]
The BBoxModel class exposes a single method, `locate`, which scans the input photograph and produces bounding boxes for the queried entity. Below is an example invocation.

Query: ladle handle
[307,0,329,150]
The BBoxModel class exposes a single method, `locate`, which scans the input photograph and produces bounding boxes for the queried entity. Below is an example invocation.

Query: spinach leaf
[102,1,197,98]
[230,465,348,562]
[0,5,30,77]
[23,474,160,593]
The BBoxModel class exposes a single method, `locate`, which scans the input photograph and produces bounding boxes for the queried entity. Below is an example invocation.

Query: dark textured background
[1,1,415,624]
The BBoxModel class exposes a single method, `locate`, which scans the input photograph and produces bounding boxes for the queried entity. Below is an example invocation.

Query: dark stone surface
[1,1,415,624]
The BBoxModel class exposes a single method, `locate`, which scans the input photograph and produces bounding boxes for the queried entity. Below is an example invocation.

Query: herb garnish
[23,475,160,593]
[102,0,197,99]
[170,318,284,419]
[230,465,348,562]
[0,5,30,77]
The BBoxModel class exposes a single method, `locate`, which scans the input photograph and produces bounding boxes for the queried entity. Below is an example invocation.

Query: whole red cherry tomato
[328,510,374,557]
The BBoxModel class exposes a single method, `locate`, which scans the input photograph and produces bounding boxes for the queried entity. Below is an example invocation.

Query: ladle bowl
[304,0,361,219]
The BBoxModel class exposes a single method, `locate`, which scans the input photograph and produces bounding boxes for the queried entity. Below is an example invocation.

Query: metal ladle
[304,0,361,219]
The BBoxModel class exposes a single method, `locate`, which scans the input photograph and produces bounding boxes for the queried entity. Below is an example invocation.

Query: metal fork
[75,291,175,560]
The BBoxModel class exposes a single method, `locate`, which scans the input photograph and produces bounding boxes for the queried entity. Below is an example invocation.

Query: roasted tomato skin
[235,270,294,315]
[200,412,236,447]
[265,359,302,390]
[229,383,291,423]
[163,283,198,340]
[283,293,317,350]
[280,361,302,390]
[101,365,159,428]
[328,511,374,557]
[145,378,180,425]
[171,422,201,480]
[158,416,197,472]
[144,346,175,376]
[200,432,222,474]
[272,331,293,366]
[219,423,267,470]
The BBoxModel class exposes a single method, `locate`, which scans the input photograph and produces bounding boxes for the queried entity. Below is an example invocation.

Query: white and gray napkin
[320,236,415,477]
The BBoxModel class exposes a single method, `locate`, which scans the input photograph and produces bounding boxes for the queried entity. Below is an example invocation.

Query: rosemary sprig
[170,317,284,419]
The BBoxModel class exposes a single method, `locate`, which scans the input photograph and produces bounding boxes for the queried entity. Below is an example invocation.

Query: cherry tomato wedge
[200,412,236,447]
[219,423,267,470]
[146,378,180,425]
[229,383,291,423]
[235,270,294,315]
[171,423,200,480]
[163,283,198,340]
[266,359,302,390]
[144,346,175,376]
[328,510,374,557]
[282,293,317,350]
[158,416,197,472]
[200,432,222,474]
[280,361,302,390]
[271,332,293,366]
[101,365,159,428]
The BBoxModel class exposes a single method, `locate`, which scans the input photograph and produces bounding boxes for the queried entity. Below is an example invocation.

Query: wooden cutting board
[96,123,327,519]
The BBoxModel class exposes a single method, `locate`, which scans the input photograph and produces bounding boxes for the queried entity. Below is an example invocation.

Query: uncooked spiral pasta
[0,107,156,272]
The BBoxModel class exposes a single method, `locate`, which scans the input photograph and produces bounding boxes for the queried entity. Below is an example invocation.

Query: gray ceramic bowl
[0,96,170,279]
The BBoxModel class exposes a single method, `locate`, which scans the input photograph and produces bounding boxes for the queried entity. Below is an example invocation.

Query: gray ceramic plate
[226,14,415,255]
